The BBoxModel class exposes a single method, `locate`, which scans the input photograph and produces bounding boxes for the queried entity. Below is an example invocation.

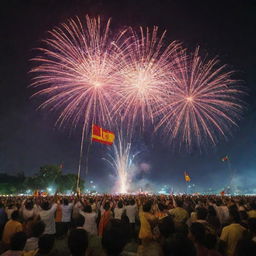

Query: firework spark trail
[103,136,136,193]
[113,26,183,135]
[30,15,122,132]
[156,47,245,148]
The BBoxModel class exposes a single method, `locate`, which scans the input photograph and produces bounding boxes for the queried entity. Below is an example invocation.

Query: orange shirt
[2,220,23,244]
[55,205,62,222]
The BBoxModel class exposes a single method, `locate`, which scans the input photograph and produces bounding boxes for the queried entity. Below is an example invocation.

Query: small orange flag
[92,124,115,145]
[184,172,191,182]
[221,155,229,162]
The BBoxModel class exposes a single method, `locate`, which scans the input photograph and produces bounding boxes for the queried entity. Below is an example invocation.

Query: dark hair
[117,201,123,209]
[190,222,205,245]
[11,210,20,220]
[68,229,88,256]
[41,201,50,211]
[236,239,256,256]
[248,218,256,234]
[102,220,128,256]
[104,202,110,211]
[25,201,34,210]
[159,216,175,238]
[250,202,256,210]
[31,221,45,237]
[73,214,85,228]
[10,232,27,250]
[129,199,135,206]
[208,206,217,217]
[63,198,69,206]
[143,201,152,212]
[84,205,92,213]
[196,207,208,220]
[176,199,183,208]
[158,203,166,212]
[229,208,241,223]
[163,233,196,256]
[38,234,55,254]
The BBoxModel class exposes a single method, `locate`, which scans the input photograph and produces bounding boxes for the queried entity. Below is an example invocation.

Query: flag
[220,190,225,196]
[33,190,39,197]
[184,172,191,182]
[221,155,229,162]
[92,124,115,145]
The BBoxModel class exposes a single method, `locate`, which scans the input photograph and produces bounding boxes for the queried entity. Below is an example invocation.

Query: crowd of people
[0,193,256,256]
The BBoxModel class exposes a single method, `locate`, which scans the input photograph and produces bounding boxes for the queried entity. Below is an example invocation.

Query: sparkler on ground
[156,47,245,148]
[103,136,139,193]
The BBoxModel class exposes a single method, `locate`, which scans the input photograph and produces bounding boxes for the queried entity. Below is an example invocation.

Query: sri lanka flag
[184,172,191,182]
[221,155,229,162]
[92,124,115,145]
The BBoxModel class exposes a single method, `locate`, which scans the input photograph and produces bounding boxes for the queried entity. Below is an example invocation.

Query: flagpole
[76,120,87,192]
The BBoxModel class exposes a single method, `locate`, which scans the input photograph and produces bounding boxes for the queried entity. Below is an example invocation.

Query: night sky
[0,0,256,192]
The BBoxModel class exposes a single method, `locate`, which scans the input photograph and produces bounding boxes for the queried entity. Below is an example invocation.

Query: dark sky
[0,0,256,192]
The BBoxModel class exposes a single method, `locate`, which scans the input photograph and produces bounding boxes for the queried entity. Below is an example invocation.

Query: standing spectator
[220,208,246,256]
[0,202,7,239]
[79,205,98,235]
[1,232,27,256]
[248,202,256,218]
[169,199,189,224]
[2,211,23,247]
[99,202,112,237]
[39,201,57,236]
[125,199,137,238]
[5,202,17,220]
[60,198,73,236]
[114,201,125,220]
[23,221,45,251]
[68,229,88,256]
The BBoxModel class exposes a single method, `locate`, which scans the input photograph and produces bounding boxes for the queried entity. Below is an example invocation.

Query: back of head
[248,217,256,234]
[38,234,55,254]
[190,222,205,245]
[32,221,45,238]
[208,205,217,217]
[102,219,128,256]
[229,207,241,223]
[10,232,27,251]
[25,201,34,210]
[84,205,92,213]
[68,229,88,256]
[41,201,50,211]
[73,214,85,228]
[104,202,110,211]
[11,210,20,221]
[196,207,208,220]
[117,201,123,209]
[176,199,183,208]
[130,199,135,206]
[159,215,175,238]
[63,198,69,206]
[250,202,256,210]
[163,233,196,256]
[236,239,256,256]
[143,201,152,212]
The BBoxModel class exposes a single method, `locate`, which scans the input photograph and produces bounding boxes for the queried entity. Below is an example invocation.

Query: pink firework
[30,15,122,132]
[156,47,245,148]
[113,26,183,133]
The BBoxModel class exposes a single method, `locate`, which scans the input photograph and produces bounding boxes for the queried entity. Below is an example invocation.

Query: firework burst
[113,26,183,133]
[156,47,245,148]
[30,15,122,132]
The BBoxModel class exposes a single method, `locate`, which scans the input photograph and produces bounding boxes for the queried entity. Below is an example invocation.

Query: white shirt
[23,237,38,251]
[22,206,38,221]
[79,210,98,235]
[125,205,137,223]
[61,203,73,222]
[114,207,125,220]
[39,203,57,234]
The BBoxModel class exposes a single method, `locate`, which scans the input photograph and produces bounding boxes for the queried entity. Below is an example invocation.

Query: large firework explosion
[30,15,245,192]
[155,47,245,148]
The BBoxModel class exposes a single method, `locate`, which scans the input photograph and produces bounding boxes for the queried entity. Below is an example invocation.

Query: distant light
[90,180,93,184]
[47,187,53,192]
[186,96,194,102]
